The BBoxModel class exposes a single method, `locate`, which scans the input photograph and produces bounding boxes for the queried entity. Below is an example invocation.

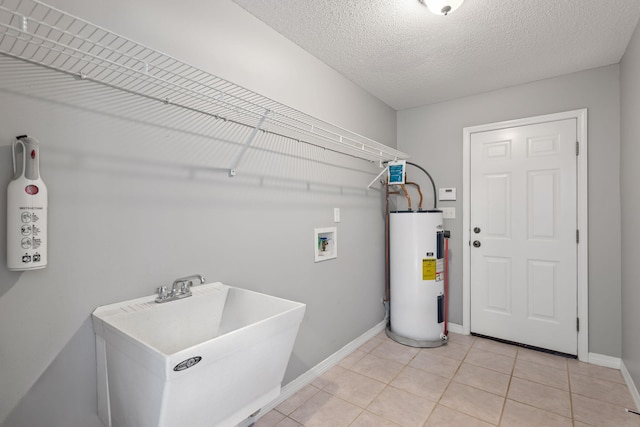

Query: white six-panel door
[469,118,578,355]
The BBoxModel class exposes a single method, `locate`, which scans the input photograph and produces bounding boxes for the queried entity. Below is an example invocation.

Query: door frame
[462,109,588,361]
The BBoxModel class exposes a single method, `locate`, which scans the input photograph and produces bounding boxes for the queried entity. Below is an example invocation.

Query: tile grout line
[344,335,386,427]
[350,336,472,426]
[567,357,576,425]
[503,349,574,426]
[440,339,479,424]
[412,337,581,426]
[343,332,406,427]
[422,336,508,426]
[569,367,639,418]
[271,333,636,427]
[361,339,433,427]
[494,347,519,426]
[420,344,459,426]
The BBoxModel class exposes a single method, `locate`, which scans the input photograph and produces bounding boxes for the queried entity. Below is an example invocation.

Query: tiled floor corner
[255,332,640,427]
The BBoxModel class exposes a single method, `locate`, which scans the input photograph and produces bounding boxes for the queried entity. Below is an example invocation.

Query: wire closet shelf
[0,0,409,173]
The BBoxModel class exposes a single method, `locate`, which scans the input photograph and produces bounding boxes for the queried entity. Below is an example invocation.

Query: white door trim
[462,109,588,361]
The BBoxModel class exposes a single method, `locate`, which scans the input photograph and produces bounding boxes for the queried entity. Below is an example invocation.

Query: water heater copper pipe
[399,184,412,211]
[404,181,423,210]
[384,180,402,303]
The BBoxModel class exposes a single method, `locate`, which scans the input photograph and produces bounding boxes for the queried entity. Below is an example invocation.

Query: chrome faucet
[155,274,206,303]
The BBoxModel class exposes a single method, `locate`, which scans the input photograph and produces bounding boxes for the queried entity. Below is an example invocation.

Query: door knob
[473,227,481,234]
[473,240,481,248]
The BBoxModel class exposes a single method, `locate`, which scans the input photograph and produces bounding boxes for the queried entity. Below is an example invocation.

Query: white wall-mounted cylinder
[389,210,444,342]
[7,136,48,271]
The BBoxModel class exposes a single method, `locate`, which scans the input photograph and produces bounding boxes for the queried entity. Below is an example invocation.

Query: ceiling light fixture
[419,0,464,16]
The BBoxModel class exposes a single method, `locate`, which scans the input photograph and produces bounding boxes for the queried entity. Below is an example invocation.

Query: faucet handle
[180,281,189,293]
[156,286,169,302]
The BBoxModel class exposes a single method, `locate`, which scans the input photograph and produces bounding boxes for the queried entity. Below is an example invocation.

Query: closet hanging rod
[0,0,409,164]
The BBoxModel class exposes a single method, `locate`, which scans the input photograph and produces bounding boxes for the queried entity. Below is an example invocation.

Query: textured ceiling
[232,0,640,110]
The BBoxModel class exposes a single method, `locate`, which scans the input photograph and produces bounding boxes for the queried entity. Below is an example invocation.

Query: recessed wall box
[314,227,337,262]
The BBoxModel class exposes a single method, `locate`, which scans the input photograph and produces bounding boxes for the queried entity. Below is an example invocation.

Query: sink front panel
[92,282,306,427]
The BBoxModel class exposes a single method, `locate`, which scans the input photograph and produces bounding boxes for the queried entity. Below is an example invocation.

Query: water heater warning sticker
[422,259,436,281]
[436,259,444,282]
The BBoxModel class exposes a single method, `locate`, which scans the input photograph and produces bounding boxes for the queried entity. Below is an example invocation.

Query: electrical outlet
[334,207,341,223]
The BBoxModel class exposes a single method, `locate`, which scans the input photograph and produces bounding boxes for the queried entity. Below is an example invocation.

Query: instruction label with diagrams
[19,207,44,252]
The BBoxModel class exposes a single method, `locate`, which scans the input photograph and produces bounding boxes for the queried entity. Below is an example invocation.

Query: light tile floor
[255,332,640,427]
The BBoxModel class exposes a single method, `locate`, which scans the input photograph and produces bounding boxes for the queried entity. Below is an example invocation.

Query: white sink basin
[92,282,305,427]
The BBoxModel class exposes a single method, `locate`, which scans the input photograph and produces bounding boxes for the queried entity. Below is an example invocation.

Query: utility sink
[92,282,305,427]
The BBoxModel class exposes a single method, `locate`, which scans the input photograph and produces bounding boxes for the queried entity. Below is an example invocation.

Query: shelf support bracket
[229,109,270,177]
[367,166,389,189]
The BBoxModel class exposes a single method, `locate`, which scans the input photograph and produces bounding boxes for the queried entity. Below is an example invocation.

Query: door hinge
[576,141,580,156]
[576,229,579,243]
[577,317,580,332]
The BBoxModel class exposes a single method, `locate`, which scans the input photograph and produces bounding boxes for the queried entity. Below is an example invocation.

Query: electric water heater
[388,210,445,347]
[7,135,48,271]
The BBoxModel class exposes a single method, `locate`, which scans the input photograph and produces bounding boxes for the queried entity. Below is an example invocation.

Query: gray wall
[0,1,396,426]
[621,17,640,393]
[397,65,622,357]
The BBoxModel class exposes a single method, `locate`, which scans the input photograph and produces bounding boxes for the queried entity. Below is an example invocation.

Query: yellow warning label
[422,259,436,281]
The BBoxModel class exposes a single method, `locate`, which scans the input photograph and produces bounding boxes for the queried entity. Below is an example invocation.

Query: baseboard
[621,360,640,411]
[239,319,387,426]
[589,355,640,411]
[588,352,621,369]
[446,322,464,335]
